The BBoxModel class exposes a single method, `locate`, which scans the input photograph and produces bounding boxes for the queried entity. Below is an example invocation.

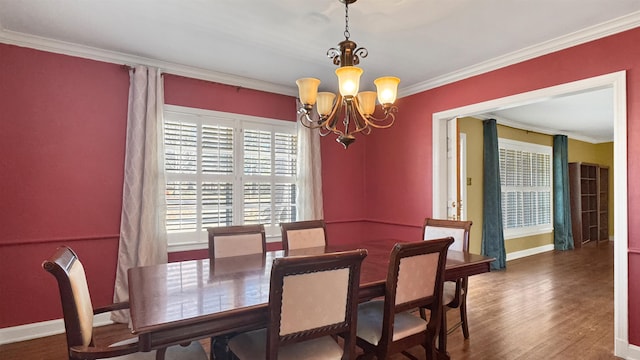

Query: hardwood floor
[397,241,618,360]
[1,241,618,359]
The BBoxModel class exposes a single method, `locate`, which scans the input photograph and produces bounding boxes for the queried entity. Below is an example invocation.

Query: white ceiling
[487,87,614,143]
[1,0,639,142]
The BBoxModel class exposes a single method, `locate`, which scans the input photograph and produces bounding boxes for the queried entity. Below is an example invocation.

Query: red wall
[0,44,364,328]
[2,25,640,345]
[363,27,640,343]
[0,44,129,328]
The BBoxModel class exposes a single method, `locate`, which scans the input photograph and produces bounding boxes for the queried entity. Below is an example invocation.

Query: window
[498,138,553,239]
[163,105,297,250]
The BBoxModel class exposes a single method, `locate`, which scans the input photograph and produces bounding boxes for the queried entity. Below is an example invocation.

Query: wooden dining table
[128,238,494,360]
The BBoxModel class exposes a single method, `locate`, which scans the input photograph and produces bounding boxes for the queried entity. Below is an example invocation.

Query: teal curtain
[481,119,506,270]
[553,135,574,250]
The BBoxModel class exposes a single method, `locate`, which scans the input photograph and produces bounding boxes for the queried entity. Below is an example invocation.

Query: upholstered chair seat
[442,281,457,304]
[356,300,428,345]
[354,239,453,360]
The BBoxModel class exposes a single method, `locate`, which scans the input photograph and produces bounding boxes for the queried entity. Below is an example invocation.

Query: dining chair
[208,224,267,359]
[422,217,473,351]
[280,219,327,251]
[208,224,266,259]
[42,246,207,360]
[227,248,368,360]
[355,238,453,360]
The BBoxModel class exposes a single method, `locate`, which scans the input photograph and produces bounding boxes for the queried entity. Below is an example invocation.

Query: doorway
[431,71,628,356]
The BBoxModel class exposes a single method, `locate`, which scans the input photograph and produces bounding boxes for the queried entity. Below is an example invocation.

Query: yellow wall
[458,117,613,255]
[458,117,484,254]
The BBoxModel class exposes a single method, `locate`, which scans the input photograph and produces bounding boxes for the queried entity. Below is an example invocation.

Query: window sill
[504,227,553,240]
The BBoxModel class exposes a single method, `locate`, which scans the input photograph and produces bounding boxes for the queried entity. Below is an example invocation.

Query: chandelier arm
[350,99,369,132]
[298,110,325,129]
[298,109,335,137]
[344,96,369,137]
[354,47,368,60]
[322,96,346,137]
[327,47,341,66]
[363,108,397,129]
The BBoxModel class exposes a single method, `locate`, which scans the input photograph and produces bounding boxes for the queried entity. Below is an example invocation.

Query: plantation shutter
[499,140,552,235]
[162,107,298,245]
[274,132,297,224]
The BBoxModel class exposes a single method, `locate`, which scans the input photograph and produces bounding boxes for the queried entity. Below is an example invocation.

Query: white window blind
[498,138,553,239]
[163,106,297,250]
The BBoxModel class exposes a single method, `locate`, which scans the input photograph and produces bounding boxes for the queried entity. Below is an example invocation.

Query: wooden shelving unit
[568,162,609,247]
[598,166,609,242]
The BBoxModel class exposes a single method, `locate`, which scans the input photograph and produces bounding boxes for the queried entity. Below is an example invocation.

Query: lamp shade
[357,91,377,116]
[335,66,363,97]
[317,92,337,116]
[296,78,321,105]
[374,76,400,105]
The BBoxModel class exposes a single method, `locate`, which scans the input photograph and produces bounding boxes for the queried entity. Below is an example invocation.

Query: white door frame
[431,71,629,357]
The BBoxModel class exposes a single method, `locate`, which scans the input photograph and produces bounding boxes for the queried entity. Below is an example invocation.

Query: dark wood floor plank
[0,241,619,359]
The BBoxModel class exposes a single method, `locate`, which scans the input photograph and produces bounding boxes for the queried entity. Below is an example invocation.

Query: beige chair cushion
[228,328,343,360]
[281,268,349,335]
[424,226,466,252]
[356,300,428,346]
[286,228,326,250]
[443,281,457,305]
[213,233,263,258]
[69,260,94,347]
[395,253,438,305]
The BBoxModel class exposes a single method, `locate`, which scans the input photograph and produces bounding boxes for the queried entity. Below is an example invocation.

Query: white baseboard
[616,338,640,359]
[0,313,113,345]
[506,244,555,261]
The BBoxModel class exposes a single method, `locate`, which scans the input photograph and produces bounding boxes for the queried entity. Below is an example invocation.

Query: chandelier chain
[344,1,350,40]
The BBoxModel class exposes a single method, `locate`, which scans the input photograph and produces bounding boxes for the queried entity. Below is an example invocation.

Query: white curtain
[112,66,167,324]
[296,120,324,220]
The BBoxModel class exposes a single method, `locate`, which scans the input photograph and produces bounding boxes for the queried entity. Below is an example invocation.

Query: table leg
[211,335,232,360]
[155,348,166,360]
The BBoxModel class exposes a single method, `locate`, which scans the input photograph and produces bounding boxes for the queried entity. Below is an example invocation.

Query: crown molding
[1,11,639,99]
[474,113,608,144]
[400,11,640,98]
[0,29,298,97]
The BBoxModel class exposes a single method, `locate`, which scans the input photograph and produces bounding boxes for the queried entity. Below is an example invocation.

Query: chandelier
[296,0,400,149]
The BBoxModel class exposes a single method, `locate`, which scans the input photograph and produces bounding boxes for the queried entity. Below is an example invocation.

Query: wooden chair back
[43,246,207,360]
[42,246,95,351]
[267,249,367,360]
[280,220,327,251]
[208,224,266,259]
[423,218,472,252]
[377,238,453,356]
